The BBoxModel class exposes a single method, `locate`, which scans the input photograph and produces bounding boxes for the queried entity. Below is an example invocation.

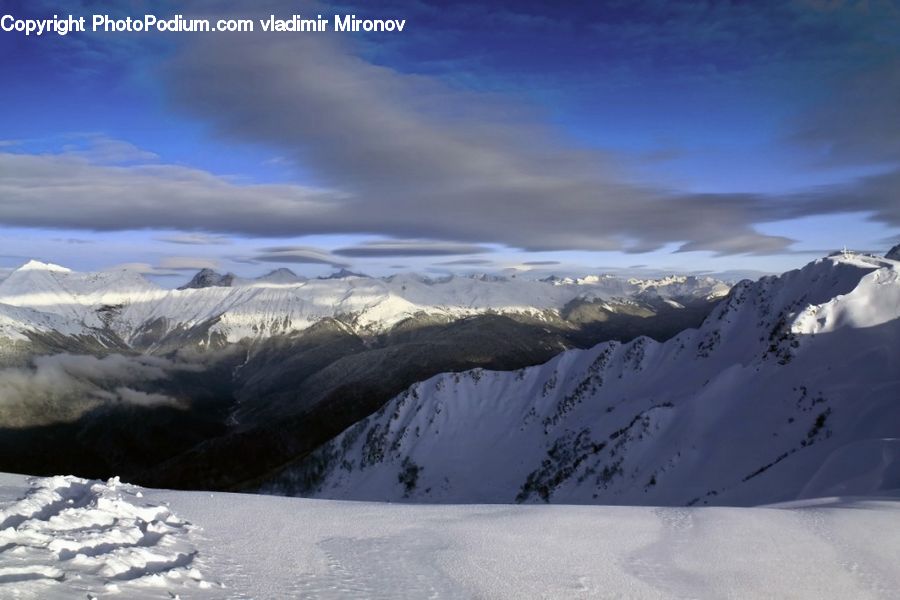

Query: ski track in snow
[0,475,220,599]
[625,508,712,599]
[296,535,461,599]
[797,507,897,598]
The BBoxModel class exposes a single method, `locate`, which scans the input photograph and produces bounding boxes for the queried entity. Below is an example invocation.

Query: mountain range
[0,260,728,356]
[267,251,900,506]
[2,251,897,505]
[0,260,727,490]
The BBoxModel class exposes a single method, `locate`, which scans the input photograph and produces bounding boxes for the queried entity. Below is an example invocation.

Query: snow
[1,253,896,597]
[0,473,898,599]
[14,261,72,274]
[0,474,212,598]
[282,253,900,506]
[0,303,86,342]
[0,259,729,345]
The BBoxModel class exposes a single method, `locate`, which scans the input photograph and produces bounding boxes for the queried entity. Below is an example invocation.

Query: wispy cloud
[158,256,220,271]
[51,237,94,244]
[0,1,897,259]
[253,245,348,267]
[60,134,159,165]
[335,239,492,258]
[435,258,495,266]
[156,233,233,246]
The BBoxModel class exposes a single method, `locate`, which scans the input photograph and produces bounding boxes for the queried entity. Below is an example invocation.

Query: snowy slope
[0,302,85,342]
[0,472,898,599]
[278,252,900,506]
[0,261,165,341]
[0,261,729,345]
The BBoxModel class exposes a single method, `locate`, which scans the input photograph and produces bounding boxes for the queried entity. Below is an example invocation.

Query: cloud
[156,12,898,254]
[227,256,262,265]
[791,59,900,166]
[108,262,184,277]
[335,239,492,257]
[879,233,900,246]
[675,231,796,256]
[782,58,900,236]
[51,238,93,244]
[158,257,220,271]
[521,260,561,266]
[0,2,896,256]
[0,354,194,427]
[108,262,163,274]
[156,233,232,246]
[435,259,495,266]
[0,151,341,235]
[61,134,160,165]
[253,246,348,267]
[112,387,180,407]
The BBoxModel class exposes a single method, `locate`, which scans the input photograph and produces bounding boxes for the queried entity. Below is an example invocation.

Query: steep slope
[273,253,900,506]
[0,261,164,347]
[178,268,236,289]
[886,243,900,261]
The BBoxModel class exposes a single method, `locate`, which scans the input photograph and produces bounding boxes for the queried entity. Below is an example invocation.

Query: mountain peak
[16,260,72,273]
[256,268,303,284]
[320,268,367,280]
[263,267,297,277]
[886,243,900,261]
[178,268,235,290]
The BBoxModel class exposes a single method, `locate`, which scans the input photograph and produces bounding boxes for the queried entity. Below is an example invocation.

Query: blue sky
[1,0,899,282]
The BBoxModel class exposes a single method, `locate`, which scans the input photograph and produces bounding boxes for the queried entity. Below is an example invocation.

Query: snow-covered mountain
[273,252,900,506]
[0,260,731,490]
[887,243,900,261]
[178,267,236,289]
[0,260,729,348]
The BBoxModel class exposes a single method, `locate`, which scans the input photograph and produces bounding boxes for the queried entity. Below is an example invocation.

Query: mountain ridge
[268,252,900,506]
[0,260,730,348]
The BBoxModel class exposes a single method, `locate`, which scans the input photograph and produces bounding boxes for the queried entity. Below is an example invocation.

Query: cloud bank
[252,245,349,266]
[0,2,896,257]
[0,354,194,427]
[333,240,491,258]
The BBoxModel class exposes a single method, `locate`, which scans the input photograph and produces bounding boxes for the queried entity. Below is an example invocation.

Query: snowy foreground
[1,473,899,599]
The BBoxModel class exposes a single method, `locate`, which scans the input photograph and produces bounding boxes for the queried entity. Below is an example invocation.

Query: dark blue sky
[1,0,898,280]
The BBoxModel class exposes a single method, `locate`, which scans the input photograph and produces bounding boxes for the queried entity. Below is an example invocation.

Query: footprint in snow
[0,475,221,598]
